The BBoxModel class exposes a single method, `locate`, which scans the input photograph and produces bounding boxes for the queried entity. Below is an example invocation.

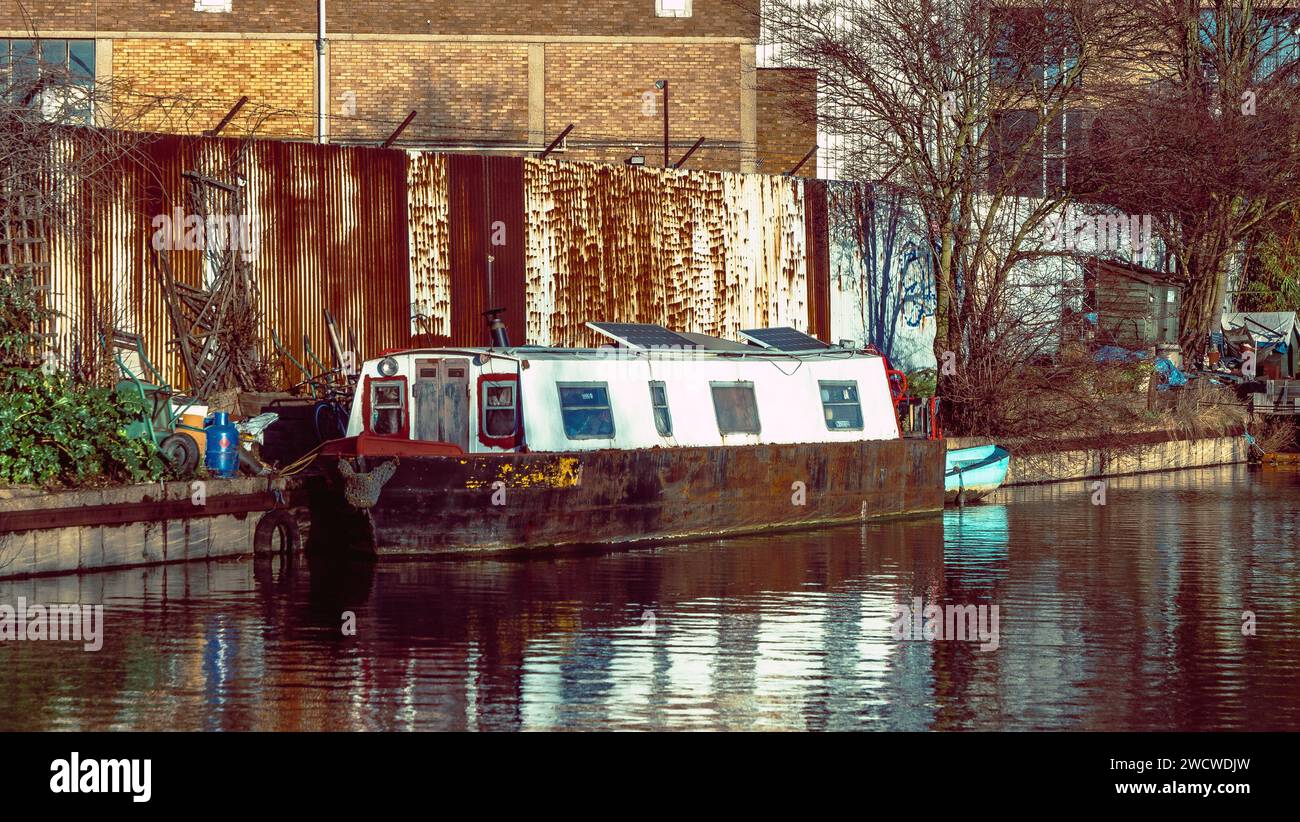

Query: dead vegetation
[1248,414,1297,454]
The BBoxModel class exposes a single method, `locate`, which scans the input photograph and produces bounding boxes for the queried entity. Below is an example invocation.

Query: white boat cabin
[344,325,902,454]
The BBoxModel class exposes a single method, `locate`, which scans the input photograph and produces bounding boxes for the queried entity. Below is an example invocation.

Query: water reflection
[1,464,1298,730]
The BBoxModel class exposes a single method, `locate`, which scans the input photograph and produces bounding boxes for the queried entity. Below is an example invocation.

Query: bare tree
[1,49,155,374]
[749,0,1151,435]
[1082,0,1300,361]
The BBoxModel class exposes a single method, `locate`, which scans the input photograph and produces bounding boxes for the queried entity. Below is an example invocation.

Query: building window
[819,381,864,430]
[0,38,95,122]
[988,8,1082,197]
[989,8,1080,92]
[649,381,672,436]
[558,383,615,439]
[370,379,406,435]
[989,108,1081,197]
[656,0,692,18]
[481,380,518,438]
[194,0,234,12]
[1200,9,1300,85]
[711,382,761,435]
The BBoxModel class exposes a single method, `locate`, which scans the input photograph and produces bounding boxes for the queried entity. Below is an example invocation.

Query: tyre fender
[254,509,300,555]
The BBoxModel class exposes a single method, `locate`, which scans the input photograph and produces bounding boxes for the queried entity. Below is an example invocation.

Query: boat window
[649,381,672,436]
[481,380,518,438]
[558,383,615,439]
[819,381,864,430]
[370,379,405,435]
[710,381,760,434]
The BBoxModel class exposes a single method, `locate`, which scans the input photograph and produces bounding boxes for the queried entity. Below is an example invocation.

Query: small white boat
[945,444,1010,504]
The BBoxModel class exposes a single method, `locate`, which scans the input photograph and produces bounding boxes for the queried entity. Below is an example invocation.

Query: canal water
[2,464,1298,731]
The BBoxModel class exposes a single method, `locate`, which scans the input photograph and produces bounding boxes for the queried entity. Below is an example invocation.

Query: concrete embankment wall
[946,434,1248,486]
[0,477,304,580]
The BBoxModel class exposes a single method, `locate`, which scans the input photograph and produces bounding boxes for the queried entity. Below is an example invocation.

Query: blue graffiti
[898,242,935,328]
[829,181,937,365]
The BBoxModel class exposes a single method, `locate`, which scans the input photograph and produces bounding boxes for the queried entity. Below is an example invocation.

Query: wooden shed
[1084,258,1182,349]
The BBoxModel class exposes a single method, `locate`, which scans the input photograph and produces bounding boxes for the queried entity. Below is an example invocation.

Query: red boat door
[412,357,470,451]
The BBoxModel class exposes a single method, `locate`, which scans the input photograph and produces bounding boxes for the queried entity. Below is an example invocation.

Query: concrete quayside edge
[0,432,1251,579]
[0,476,306,580]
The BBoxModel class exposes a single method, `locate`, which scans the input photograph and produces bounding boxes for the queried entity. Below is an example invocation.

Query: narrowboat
[307,318,945,556]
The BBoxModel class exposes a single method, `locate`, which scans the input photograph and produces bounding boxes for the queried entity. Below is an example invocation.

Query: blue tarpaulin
[1094,345,1150,363]
[1154,357,1188,389]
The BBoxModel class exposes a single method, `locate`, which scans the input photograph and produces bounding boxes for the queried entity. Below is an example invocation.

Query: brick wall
[545,42,742,167]
[0,1,757,38]
[5,3,770,171]
[112,39,315,137]
[755,67,817,177]
[330,42,530,144]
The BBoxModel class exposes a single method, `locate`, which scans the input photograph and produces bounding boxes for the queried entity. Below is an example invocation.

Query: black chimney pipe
[483,307,510,348]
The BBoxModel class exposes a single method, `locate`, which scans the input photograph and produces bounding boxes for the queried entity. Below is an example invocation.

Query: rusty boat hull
[307,438,944,557]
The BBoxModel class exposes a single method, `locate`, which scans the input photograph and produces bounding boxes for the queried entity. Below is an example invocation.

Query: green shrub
[0,368,164,487]
[905,368,938,398]
[1,272,163,487]
[0,366,162,489]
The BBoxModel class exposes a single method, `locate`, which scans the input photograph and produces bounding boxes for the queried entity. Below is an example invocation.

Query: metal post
[207,96,248,137]
[381,111,418,149]
[539,124,575,160]
[785,146,818,177]
[657,80,670,167]
[317,0,327,143]
[673,136,705,169]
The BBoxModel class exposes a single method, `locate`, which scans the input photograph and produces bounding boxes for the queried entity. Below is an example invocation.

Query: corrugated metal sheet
[447,155,527,347]
[406,151,450,341]
[44,131,828,391]
[407,153,527,348]
[522,159,810,348]
[48,131,412,390]
[804,179,831,343]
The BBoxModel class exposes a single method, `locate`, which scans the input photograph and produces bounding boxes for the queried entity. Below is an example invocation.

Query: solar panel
[676,331,753,351]
[738,326,830,351]
[587,322,697,350]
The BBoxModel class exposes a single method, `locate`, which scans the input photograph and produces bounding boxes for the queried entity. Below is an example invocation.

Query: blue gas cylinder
[204,412,240,477]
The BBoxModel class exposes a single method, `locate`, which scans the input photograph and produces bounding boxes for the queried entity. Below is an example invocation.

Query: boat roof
[373,344,877,363]
[375,323,875,364]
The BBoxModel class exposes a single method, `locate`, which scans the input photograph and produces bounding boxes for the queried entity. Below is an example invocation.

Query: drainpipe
[317,0,327,143]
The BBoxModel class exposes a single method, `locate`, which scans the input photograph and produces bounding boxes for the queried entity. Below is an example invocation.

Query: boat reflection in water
[943,503,1010,560]
[2,464,1300,731]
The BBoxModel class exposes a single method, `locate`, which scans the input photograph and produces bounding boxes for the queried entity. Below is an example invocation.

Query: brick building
[0,1,817,174]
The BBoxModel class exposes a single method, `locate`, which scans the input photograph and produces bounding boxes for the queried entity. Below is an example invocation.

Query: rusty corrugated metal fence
[46,130,831,390]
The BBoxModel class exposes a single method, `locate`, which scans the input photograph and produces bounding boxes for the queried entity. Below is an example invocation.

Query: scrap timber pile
[156,249,266,398]
[156,147,272,399]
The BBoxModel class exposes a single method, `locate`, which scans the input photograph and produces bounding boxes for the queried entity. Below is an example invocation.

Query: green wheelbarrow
[112,336,206,475]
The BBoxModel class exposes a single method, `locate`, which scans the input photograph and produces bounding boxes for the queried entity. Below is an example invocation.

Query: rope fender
[337,459,398,509]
